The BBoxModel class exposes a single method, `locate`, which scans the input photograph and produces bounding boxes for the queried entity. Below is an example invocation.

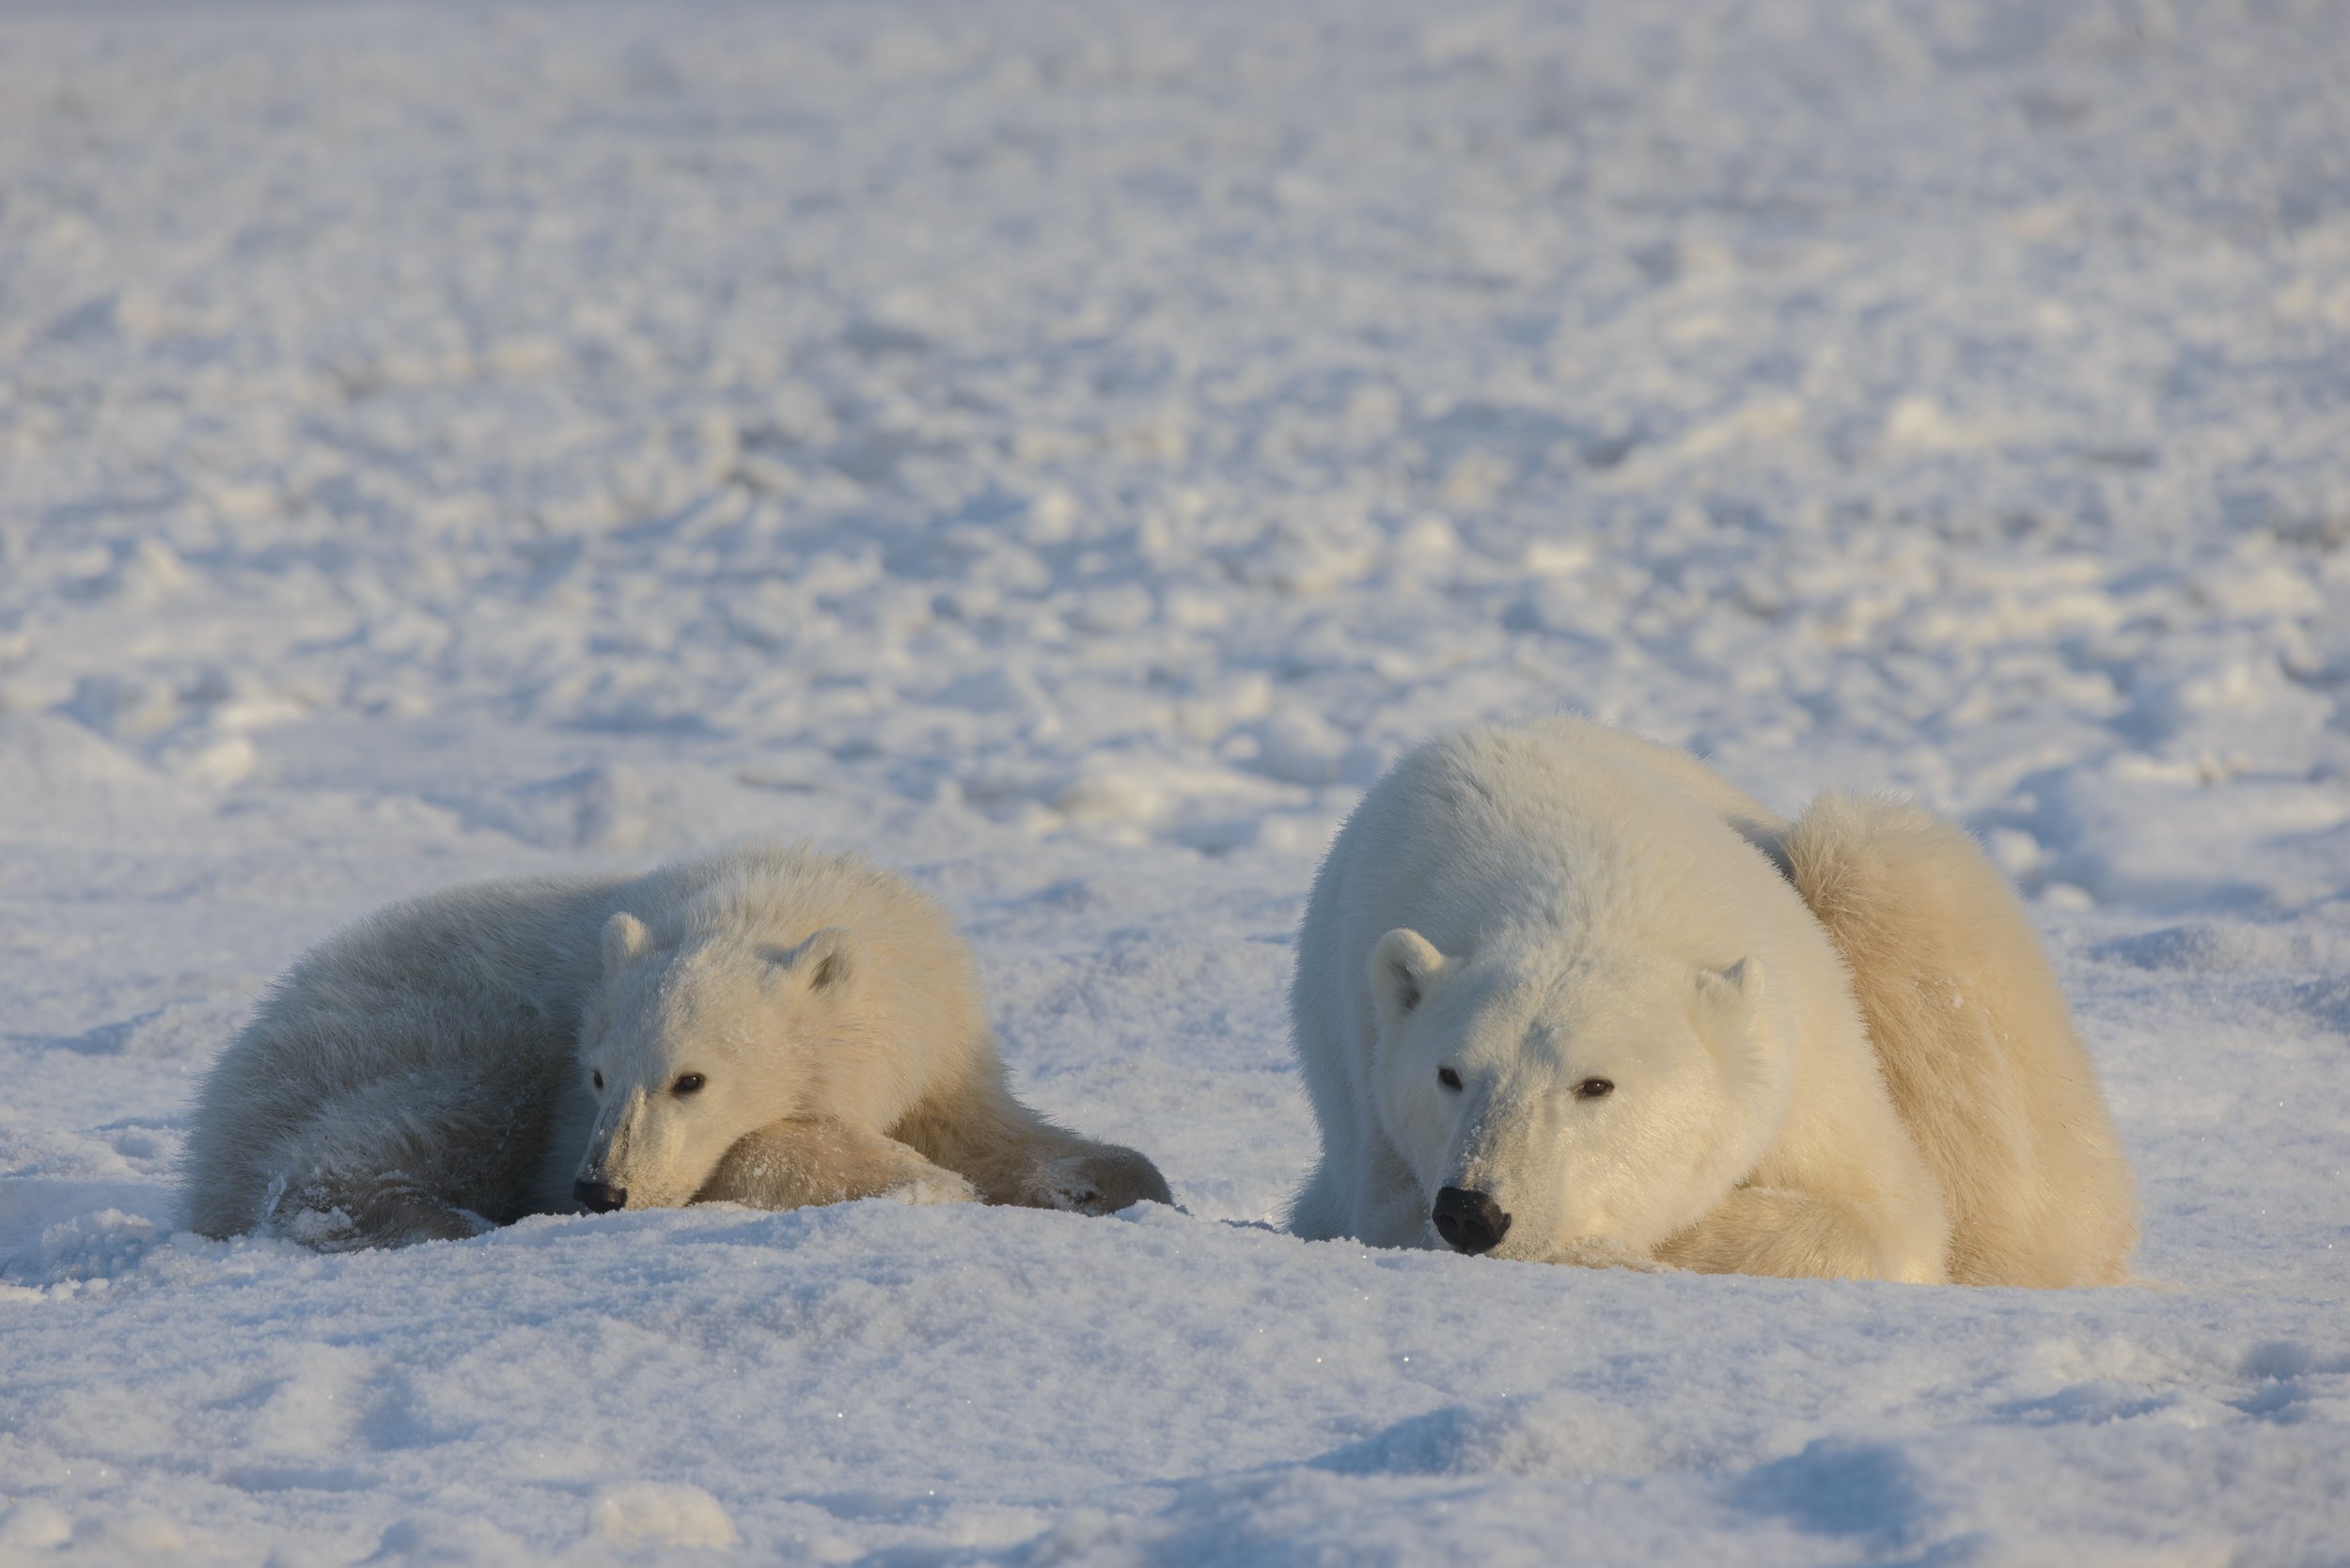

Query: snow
[2,0,2347,1560]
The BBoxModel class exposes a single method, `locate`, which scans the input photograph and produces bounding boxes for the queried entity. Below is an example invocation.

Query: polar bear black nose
[574,1180,627,1214]
[1433,1186,1511,1255]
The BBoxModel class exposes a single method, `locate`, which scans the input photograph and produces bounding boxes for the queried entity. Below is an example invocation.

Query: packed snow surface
[4,0,2349,1561]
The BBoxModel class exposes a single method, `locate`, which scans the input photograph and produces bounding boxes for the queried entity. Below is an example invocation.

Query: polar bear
[1286,715,2136,1286]
[182,842,1169,1249]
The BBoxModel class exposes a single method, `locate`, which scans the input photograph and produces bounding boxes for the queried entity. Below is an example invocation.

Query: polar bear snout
[1432,1185,1512,1255]
[573,1179,627,1213]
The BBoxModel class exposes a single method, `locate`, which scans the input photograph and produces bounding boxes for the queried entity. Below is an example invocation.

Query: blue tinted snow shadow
[1725,1437,1934,1544]
[1314,1402,1512,1477]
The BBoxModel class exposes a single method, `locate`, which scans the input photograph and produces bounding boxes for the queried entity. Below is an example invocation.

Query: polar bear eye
[671,1073,706,1096]
[1574,1077,1614,1100]
[591,1070,603,1091]
[1437,1067,1462,1090]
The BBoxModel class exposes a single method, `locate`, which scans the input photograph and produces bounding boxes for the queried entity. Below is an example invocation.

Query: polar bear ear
[1370,928,1449,1031]
[1692,958,1761,1033]
[603,912,651,974]
[780,926,858,996]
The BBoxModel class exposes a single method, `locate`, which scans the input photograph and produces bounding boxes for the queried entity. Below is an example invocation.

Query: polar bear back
[1307,716,1786,959]
[1784,795,2140,1286]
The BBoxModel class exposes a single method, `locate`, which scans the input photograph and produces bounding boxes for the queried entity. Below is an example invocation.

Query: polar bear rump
[1781,793,2138,1287]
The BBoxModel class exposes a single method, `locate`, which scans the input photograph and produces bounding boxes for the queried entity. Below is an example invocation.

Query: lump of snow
[588,1483,741,1549]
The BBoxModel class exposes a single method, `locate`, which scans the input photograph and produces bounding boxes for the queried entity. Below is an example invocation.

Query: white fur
[1286,716,1955,1283]
[182,843,1169,1249]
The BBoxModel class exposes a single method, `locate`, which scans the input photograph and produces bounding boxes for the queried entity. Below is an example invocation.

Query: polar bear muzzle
[573,1179,627,1213]
[1432,1185,1512,1254]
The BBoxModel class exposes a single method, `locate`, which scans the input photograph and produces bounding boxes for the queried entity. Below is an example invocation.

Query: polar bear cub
[183,842,1169,1249]
[1287,715,2136,1286]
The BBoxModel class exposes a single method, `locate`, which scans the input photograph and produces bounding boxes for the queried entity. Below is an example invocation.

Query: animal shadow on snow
[1724,1438,1967,1562]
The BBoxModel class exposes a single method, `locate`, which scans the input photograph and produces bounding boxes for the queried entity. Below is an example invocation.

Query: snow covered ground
[4,0,2348,1560]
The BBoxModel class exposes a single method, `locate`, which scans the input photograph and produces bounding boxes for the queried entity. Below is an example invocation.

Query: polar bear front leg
[696,1118,978,1211]
[1019,1140,1173,1215]
[888,1077,1173,1215]
[1653,1185,1948,1283]
[1547,1235,1670,1273]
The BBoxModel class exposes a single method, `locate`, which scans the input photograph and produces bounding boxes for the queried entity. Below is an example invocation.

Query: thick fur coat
[182,843,1168,1249]
[1286,715,2136,1286]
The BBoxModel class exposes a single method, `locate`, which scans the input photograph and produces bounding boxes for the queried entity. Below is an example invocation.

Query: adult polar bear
[1287,716,2136,1286]
[184,842,1169,1249]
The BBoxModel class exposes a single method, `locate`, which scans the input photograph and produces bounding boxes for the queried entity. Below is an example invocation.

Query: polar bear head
[1365,927,1789,1262]
[571,911,862,1212]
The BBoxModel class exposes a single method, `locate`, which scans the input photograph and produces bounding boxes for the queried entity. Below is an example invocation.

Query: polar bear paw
[877,1171,979,1206]
[1027,1147,1174,1215]
[1550,1236,1668,1273]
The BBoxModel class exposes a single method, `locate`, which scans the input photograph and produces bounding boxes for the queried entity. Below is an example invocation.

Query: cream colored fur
[182,842,1169,1249]
[1288,719,2153,1297]
[1286,716,1953,1283]
[1285,714,2137,1288]
[1776,793,2138,1286]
